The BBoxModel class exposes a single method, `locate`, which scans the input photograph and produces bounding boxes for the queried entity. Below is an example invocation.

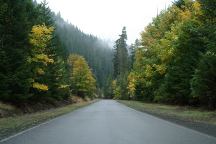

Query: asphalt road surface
[1,100,216,144]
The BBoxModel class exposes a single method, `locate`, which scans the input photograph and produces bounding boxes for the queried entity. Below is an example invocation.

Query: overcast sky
[37,0,173,44]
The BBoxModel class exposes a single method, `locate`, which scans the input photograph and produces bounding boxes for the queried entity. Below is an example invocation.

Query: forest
[0,0,113,105]
[111,0,216,109]
[1,0,216,143]
[0,0,216,110]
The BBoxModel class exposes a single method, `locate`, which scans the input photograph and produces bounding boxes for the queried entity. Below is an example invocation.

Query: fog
[36,0,173,44]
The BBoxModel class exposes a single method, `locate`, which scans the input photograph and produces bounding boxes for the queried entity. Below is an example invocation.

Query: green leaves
[128,0,216,108]
[190,0,216,109]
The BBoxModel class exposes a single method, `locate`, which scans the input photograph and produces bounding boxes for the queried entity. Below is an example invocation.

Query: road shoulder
[0,100,97,141]
[118,100,216,137]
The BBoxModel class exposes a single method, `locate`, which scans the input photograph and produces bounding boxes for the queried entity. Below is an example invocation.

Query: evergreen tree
[128,39,140,70]
[161,20,204,104]
[112,27,129,99]
[191,0,216,109]
[0,0,34,102]
[33,2,70,100]
[113,27,128,78]
[0,0,110,103]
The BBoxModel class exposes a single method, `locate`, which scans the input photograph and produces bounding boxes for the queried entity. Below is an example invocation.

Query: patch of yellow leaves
[193,1,202,16]
[127,72,137,97]
[29,24,54,50]
[36,68,45,75]
[33,82,48,91]
[35,54,54,64]
[154,64,166,75]
[180,9,191,21]
[145,65,153,78]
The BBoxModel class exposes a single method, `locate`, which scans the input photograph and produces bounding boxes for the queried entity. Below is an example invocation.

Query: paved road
[1,100,216,144]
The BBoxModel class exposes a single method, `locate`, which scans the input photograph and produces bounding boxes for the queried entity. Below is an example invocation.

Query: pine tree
[0,0,34,102]
[112,27,129,99]
[191,0,216,109]
[33,2,70,100]
[113,27,128,78]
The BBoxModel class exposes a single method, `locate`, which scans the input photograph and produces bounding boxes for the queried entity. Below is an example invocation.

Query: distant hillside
[54,13,113,91]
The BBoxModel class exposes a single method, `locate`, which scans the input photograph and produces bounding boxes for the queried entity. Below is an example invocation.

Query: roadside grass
[0,103,16,112]
[0,100,97,140]
[0,102,22,117]
[118,100,216,125]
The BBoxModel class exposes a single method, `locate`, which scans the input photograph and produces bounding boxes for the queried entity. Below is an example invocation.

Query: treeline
[111,0,216,109]
[0,0,104,104]
[55,15,113,93]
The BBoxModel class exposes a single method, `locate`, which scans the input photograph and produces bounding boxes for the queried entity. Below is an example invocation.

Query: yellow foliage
[31,24,53,35]
[127,72,137,98]
[154,64,166,75]
[35,54,54,64]
[29,24,54,50]
[112,80,117,88]
[59,85,70,89]
[29,24,55,92]
[33,82,48,91]
[68,54,96,96]
[112,80,121,99]
[29,25,54,65]
[36,68,45,75]
[180,9,191,21]
[192,1,202,16]
[145,65,153,78]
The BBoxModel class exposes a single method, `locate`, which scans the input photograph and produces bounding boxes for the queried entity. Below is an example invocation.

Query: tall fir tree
[0,0,34,102]
[112,27,129,99]
[113,27,128,78]
[191,0,216,109]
